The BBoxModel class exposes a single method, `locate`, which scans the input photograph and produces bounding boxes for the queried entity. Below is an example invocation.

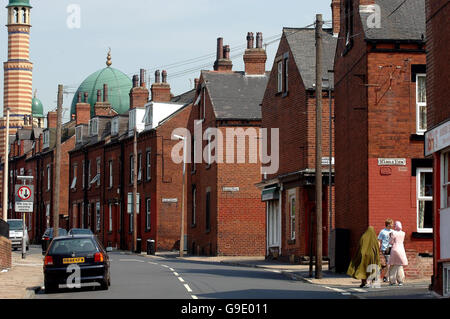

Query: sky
[0,0,334,123]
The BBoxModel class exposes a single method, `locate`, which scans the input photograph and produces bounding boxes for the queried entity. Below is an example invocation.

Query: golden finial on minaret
[106,48,112,67]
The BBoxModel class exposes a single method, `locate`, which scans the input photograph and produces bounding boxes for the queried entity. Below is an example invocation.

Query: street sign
[14,185,34,213]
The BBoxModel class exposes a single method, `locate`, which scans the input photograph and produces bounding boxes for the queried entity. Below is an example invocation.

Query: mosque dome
[70,51,132,117]
[31,93,44,118]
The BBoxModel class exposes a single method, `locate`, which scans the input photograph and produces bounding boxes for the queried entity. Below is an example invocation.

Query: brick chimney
[130,69,150,108]
[331,0,341,36]
[151,70,172,102]
[94,84,114,116]
[75,92,91,125]
[214,37,233,72]
[47,111,57,129]
[243,32,267,76]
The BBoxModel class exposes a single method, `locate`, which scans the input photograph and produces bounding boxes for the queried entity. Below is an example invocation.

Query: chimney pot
[256,32,263,49]
[155,70,161,83]
[162,70,168,83]
[103,84,108,102]
[247,32,254,49]
[77,92,82,103]
[133,75,139,88]
[224,45,230,60]
[217,37,224,60]
[140,69,146,87]
[97,89,102,102]
[84,92,89,103]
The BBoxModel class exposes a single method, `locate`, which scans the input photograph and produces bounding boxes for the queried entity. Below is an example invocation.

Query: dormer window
[90,118,98,136]
[111,118,119,136]
[43,130,50,149]
[75,126,83,144]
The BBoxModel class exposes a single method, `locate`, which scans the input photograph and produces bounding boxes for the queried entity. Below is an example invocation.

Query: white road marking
[178,277,185,282]
[148,262,158,265]
[173,272,179,276]
[351,288,368,293]
[323,286,346,293]
[120,259,144,263]
[169,268,174,271]
[184,284,192,292]
[161,264,169,268]
[191,295,198,299]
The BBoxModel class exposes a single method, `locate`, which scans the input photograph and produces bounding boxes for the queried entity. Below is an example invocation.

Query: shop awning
[261,187,279,202]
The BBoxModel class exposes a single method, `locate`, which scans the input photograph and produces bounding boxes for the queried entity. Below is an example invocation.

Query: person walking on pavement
[388,221,408,286]
[378,219,394,282]
[347,226,381,288]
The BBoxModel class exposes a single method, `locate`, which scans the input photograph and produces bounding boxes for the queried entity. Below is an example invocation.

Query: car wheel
[100,278,109,290]
[44,279,58,294]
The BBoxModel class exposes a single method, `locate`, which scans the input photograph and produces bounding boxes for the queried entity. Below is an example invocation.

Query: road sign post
[15,176,34,259]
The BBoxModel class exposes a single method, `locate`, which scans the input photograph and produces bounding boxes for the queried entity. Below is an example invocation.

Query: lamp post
[174,134,186,257]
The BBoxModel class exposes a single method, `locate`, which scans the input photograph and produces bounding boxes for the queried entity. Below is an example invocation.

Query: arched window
[14,7,19,23]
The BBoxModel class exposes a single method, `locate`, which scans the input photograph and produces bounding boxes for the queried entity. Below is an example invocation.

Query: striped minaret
[1,0,33,199]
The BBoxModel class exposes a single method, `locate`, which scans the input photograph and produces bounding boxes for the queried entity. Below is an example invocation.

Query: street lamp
[174,134,186,257]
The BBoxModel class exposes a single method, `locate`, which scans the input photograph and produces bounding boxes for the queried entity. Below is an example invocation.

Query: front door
[267,200,281,255]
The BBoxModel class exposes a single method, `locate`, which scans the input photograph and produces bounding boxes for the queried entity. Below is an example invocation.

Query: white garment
[389,265,405,284]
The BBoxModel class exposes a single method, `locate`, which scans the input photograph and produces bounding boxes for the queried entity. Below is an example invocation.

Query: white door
[267,200,280,251]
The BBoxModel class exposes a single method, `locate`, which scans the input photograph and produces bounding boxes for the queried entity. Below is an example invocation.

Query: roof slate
[361,0,426,41]
[202,71,269,120]
[283,28,337,90]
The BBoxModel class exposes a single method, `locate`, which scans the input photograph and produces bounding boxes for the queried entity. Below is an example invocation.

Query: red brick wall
[0,236,11,269]
[426,0,450,128]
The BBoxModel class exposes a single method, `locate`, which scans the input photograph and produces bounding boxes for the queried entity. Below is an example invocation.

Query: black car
[43,235,110,293]
[41,228,68,255]
[68,228,93,236]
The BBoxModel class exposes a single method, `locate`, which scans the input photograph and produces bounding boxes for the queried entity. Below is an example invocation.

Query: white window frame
[416,73,427,134]
[90,118,99,136]
[146,197,151,231]
[111,118,119,136]
[108,203,113,232]
[43,130,50,148]
[277,61,283,93]
[146,149,151,181]
[82,160,85,189]
[96,158,101,186]
[96,202,101,232]
[75,126,83,143]
[87,160,91,189]
[138,153,142,181]
[417,167,433,233]
[130,155,134,184]
[71,164,77,190]
[46,204,50,228]
[47,164,51,191]
[109,160,113,188]
[289,190,296,240]
[442,150,450,210]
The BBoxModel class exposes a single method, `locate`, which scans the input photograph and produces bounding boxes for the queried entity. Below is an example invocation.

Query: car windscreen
[8,220,23,230]
[46,228,68,237]
[49,238,98,255]
[70,229,92,235]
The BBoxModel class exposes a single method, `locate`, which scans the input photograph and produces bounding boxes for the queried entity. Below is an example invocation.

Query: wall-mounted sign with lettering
[378,158,406,166]
[162,198,178,203]
[222,187,240,192]
[425,119,450,156]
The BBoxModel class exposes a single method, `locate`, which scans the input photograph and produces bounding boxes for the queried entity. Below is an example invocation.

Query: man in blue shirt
[378,219,394,282]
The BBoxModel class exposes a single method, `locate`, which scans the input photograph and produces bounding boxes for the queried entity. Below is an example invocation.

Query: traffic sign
[15,185,34,213]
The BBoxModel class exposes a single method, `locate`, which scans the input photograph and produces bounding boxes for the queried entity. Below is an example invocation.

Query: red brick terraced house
[258,24,337,262]
[186,34,268,256]
[68,70,195,252]
[334,0,433,278]
[424,0,450,297]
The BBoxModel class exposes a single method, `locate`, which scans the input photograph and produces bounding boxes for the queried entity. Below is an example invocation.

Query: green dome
[71,66,133,117]
[32,96,44,117]
[7,0,32,8]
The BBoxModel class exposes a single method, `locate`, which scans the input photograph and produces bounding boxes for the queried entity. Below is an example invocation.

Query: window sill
[282,91,289,98]
[411,232,433,239]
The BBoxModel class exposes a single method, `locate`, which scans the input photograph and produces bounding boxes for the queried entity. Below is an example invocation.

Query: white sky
[0,0,333,122]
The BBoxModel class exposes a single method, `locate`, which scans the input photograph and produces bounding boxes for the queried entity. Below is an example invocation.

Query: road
[36,251,348,299]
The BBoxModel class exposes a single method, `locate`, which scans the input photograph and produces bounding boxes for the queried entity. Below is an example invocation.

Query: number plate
[63,257,85,264]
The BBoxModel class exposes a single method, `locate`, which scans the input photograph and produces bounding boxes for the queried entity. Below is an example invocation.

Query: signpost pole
[16,176,33,259]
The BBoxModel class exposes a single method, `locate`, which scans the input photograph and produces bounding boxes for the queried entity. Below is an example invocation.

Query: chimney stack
[130,70,150,108]
[76,92,91,125]
[331,0,341,36]
[103,84,108,102]
[214,37,233,72]
[97,89,102,103]
[243,32,267,76]
[47,111,58,129]
[151,70,171,102]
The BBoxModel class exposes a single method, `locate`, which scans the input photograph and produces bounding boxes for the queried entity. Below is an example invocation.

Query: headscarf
[347,226,381,280]
[394,221,402,231]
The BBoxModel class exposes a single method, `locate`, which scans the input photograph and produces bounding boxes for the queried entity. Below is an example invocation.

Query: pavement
[0,245,43,299]
[0,247,440,299]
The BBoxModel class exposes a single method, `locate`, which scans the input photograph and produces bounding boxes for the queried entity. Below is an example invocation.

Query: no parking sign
[15,185,34,213]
